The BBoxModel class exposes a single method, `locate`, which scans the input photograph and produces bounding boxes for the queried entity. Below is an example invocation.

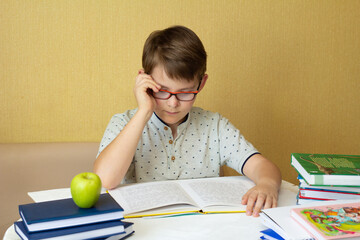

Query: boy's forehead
[151,65,198,89]
[156,79,198,90]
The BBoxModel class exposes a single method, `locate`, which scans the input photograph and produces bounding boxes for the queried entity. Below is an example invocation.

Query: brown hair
[142,25,207,82]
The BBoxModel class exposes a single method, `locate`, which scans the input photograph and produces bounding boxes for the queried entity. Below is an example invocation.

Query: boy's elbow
[93,168,120,190]
[98,174,119,190]
[101,179,119,190]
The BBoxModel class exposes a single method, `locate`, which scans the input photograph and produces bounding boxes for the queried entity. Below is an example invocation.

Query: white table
[4,181,298,240]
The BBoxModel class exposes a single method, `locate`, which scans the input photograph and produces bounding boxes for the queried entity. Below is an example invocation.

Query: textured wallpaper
[1,0,359,183]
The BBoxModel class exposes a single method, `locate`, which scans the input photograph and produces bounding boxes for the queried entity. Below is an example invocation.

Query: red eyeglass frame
[154,89,199,101]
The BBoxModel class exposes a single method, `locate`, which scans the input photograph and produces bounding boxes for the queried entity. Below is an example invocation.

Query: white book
[260,206,314,240]
[108,176,255,217]
[299,188,360,200]
[297,197,322,205]
[299,179,360,193]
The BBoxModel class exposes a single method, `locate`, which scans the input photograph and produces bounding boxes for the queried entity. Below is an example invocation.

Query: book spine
[298,193,334,201]
[300,187,360,195]
[299,189,360,201]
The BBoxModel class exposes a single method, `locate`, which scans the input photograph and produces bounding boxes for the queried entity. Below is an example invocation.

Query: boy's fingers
[135,74,161,90]
[136,74,151,83]
[252,193,266,217]
[245,193,257,216]
[136,77,158,89]
[272,197,278,208]
[241,192,249,204]
[263,196,273,209]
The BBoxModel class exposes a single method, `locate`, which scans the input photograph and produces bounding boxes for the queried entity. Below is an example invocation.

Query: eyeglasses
[152,89,199,101]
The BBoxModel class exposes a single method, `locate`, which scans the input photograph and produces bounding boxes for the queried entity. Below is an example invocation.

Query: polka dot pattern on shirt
[97,107,259,184]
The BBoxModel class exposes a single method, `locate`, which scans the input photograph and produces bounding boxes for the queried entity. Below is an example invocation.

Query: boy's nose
[167,95,180,107]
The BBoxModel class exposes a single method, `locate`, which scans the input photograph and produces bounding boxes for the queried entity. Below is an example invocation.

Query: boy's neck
[153,112,189,138]
[170,127,178,139]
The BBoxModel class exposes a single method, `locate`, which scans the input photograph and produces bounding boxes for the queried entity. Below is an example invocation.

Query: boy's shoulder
[189,107,234,130]
[190,107,227,122]
[110,108,137,122]
[190,107,224,120]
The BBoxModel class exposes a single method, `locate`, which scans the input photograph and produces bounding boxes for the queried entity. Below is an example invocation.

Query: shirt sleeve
[96,111,137,184]
[97,113,130,158]
[218,115,259,175]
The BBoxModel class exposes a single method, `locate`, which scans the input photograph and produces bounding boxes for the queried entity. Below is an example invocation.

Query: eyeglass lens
[153,91,196,101]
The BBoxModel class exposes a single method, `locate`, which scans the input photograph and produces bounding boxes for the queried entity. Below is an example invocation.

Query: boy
[94,25,281,217]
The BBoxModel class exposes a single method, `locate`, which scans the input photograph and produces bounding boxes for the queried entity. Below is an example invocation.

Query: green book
[291,153,360,186]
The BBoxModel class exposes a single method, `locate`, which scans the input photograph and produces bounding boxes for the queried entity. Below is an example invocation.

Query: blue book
[19,194,124,232]
[97,222,135,240]
[260,228,284,240]
[14,220,134,240]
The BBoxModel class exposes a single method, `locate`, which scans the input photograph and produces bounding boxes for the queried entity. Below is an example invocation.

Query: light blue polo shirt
[98,107,259,184]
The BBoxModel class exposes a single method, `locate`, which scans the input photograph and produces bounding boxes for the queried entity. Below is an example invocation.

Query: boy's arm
[94,70,160,189]
[241,154,282,217]
[94,110,151,189]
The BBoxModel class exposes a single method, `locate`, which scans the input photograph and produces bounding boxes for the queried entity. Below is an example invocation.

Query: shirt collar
[150,111,191,134]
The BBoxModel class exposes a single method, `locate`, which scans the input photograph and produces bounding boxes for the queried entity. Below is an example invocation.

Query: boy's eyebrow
[158,83,198,91]
[151,74,198,91]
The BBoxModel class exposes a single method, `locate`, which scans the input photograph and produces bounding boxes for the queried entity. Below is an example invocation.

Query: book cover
[14,220,133,240]
[291,201,360,240]
[103,223,135,240]
[260,228,285,240]
[19,193,124,232]
[291,153,360,186]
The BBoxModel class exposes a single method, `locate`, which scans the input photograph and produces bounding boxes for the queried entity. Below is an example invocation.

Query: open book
[108,176,255,218]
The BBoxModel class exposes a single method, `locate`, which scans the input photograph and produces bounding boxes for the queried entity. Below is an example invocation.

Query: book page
[178,176,255,210]
[109,181,198,215]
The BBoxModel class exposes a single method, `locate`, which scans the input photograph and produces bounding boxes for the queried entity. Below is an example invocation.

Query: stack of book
[260,199,360,240]
[14,193,134,240]
[290,153,360,205]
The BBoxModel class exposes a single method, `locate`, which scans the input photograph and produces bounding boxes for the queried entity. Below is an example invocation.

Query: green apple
[71,172,102,208]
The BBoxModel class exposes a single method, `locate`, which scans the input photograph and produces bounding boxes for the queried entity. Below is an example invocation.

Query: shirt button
[171,156,175,161]
[164,126,168,130]
[169,140,173,144]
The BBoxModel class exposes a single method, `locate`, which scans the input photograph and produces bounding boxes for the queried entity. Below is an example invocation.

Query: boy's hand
[134,69,161,116]
[241,181,279,217]
[241,154,281,217]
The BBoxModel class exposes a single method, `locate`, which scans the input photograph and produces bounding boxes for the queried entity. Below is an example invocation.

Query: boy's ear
[198,74,208,92]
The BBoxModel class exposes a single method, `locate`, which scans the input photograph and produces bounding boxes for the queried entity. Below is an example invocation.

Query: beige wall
[1,0,359,184]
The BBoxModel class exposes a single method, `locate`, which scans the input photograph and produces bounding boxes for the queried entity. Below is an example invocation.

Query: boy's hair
[142,25,207,82]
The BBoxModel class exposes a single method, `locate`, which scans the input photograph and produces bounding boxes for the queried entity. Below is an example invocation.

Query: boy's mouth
[165,111,179,115]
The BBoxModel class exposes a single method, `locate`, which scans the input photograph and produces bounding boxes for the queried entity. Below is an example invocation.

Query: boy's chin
[159,114,186,126]
[162,117,182,126]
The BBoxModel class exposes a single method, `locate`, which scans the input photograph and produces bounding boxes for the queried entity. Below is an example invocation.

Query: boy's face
[150,65,201,129]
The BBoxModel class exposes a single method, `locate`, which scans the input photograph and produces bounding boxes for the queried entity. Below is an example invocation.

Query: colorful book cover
[291,153,360,186]
[291,201,360,240]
